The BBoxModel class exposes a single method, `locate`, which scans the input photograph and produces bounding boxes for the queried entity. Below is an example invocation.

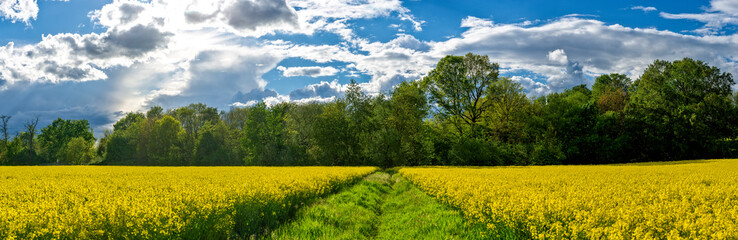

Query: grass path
[267,172,486,239]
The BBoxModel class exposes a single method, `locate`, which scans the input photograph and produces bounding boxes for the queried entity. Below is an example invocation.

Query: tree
[592,73,631,113]
[146,106,164,120]
[284,102,324,165]
[38,118,95,163]
[424,53,500,137]
[0,115,9,165]
[627,58,736,160]
[150,115,185,165]
[60,137,95,165]
[194,121,241,166]
[23,117,39,164]
[1,115,10,147]
[388,81,432,166]
[113,112,144,132]
[345,80,376,166]
[483,77,531,143]
[314,100,354,166]
[241,102,288,165]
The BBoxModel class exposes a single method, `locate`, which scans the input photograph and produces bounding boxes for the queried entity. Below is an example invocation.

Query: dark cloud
[288,81,343,100]
[379,74,411,92]
[117,2,146,24]
[232,88,279,103]
[0,80,117,137]
[223,0,297,30]
[149,49,281,109]
[103,24,171,57]
[184,11,216,24]
[40,61,96,80]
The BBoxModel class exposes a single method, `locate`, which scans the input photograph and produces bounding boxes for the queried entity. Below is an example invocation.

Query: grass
[267,172,486,239]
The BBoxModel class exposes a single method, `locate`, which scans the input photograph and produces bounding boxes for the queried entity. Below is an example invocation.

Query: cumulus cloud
[291,0,424,31]
[0,23,171,84]
[631,6,657,12]
[547,49,568,65]
[0,0,38,24]
[660,0,738,34]
[277,66,339,77]
[510,76,551,97]
[149,47,283,109]
[288,80,345,100]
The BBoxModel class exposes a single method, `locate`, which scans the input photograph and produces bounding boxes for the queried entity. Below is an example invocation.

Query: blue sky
[1,0,738,135]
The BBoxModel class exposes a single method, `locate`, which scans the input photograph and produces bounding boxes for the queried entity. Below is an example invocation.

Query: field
[0,166,376,239]
[3,161,738,239]
[400,159,738,239]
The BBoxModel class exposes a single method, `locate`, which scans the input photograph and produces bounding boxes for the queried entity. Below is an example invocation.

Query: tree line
[1,53,737,167]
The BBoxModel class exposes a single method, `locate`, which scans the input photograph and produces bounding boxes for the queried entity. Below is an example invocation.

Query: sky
[1,0,738,136]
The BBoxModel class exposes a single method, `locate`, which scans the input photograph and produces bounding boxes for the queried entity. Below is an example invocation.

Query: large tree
[38,118,95,163]
[627,58,736,160]
[423,53,500,137]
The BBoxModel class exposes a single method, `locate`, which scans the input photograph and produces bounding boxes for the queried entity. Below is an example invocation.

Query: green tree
[284,102,324,165]
[241,102,288,165]
[424,53,500,138]
[592,73,631,113]
[113,112,144,132]
[38,118,95,163]
[388,81,432,167]
[194,121,241,166]
[314,100,355,166]
[151,115,185,165]
[483,77,531,143]
[60,137,95,165]
[0,115,9,165]
[627,58,736,160]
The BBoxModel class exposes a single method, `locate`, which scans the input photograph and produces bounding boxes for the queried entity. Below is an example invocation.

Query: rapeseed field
[0,166,376,239]
[401,160,738,239]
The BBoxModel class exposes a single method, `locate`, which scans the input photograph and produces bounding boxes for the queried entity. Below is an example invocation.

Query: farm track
[267,171,486,239]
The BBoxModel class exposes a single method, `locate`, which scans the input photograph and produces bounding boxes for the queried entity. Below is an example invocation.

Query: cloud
[547,49,568,65]
[223,0,297,30]
[149,47,283,109]
[0,23,171,84]
[510,76,551,97]
[0,0,38,24]
[277,66,339,77]
[660,0,738,34]
[288,80,344,100]
[291,0,424,31]
[631,6,657,12]
[0,80,118,136]
[232,88,276,102]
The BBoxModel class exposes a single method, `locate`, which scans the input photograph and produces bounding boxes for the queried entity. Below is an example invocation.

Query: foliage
[37,118,95,163]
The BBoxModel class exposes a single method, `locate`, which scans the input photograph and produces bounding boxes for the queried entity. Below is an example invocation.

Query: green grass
[267,172,486,239]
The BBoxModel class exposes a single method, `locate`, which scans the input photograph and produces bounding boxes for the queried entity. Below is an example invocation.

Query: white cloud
[288,80,345,100]
[660,0,738,34]
[631,6,657,12]
[277,66,339,77]
[0,0,38,24]
[510,76,551,97]
[547,49,568,65]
